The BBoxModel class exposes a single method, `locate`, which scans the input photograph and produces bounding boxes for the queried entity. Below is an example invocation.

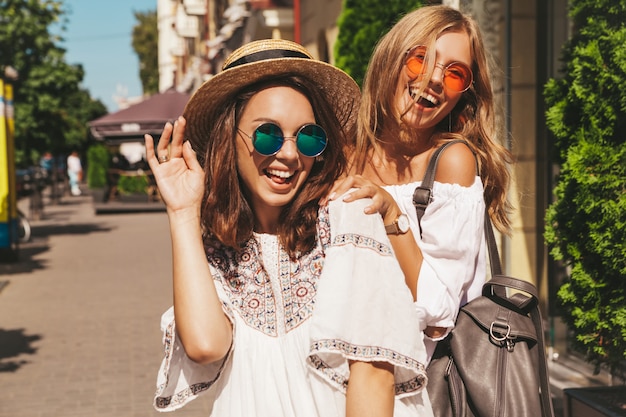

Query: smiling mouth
[409,87,439,108]
[265,168,296,184]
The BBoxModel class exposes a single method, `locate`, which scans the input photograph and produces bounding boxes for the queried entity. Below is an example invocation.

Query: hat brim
[182,57,360,163]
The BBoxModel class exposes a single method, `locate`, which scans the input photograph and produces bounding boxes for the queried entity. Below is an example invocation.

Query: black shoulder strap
[412,139,471,236]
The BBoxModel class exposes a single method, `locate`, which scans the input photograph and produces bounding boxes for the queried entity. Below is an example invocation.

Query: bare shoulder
[434,141,477,187]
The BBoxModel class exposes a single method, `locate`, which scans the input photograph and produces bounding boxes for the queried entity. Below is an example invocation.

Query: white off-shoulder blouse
[383,178,487,364]
[153,197,433,417]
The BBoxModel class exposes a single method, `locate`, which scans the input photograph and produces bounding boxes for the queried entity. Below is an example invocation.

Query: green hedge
[117,174,149,195]
[334,0,424,86]
[86,144,110,189]
[543,0,626,377]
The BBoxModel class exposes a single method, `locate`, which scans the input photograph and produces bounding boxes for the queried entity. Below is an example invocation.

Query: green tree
[334,0,424,86]
[63,87,108,150]
[132,9,158,95]
[544,0,626,377]
[0,0,107,165]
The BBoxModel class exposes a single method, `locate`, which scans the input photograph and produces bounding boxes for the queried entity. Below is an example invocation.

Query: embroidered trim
[154,320,233,409]
[203,206,331,336]
[308,353,349,391]
[159,319,176,386]
[332,233,394,256]
[155,381,213,409]
[308,339,427,395]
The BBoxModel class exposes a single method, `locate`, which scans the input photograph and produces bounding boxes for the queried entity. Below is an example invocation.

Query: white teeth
[422,93,438,105]
[266,169,294,179]
[409,87,439,106]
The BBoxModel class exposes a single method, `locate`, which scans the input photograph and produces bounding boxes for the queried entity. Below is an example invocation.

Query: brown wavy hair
[199,75,352,258]
[354,5,513,233]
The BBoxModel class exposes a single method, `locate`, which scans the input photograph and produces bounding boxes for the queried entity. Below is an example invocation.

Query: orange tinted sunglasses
[404,45,473,92]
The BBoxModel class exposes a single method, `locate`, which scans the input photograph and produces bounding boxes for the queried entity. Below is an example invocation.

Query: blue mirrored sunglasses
[238,122,328,157]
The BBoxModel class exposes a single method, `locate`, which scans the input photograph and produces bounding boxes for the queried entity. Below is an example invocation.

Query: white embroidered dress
[154,197,432,416]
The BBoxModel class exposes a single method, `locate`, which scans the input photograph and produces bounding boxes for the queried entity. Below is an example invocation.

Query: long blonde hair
[354,5,512,233]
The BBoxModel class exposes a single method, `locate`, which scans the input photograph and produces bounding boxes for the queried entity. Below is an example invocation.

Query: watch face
[398,214,410,233]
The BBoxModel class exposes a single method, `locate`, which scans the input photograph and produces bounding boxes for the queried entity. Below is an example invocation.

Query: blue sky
[60,0,157,112]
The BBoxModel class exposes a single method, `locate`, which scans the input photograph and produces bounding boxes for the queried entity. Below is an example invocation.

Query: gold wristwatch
[384,213,410,235]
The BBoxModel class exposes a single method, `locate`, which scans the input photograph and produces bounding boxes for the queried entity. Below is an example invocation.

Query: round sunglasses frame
[404,45,474,93]
[238,122,328,157]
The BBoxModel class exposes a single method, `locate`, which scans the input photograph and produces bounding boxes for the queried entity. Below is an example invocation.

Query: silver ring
[158,155,169,163]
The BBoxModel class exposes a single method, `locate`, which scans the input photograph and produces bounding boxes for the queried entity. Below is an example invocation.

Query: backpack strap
[412,139,470,236]
[533,301,556,417]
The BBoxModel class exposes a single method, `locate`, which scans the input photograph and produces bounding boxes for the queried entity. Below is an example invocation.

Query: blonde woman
[331,5,513,364]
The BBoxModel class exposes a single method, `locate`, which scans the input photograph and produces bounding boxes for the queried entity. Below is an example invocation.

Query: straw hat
[182,39,360,163]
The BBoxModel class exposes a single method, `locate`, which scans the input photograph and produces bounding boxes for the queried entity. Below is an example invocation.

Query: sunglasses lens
[444,63,472,92]
[296,124,327,157]
[253,123,283,155]
[405,47,427,79]
[405,46,473,92]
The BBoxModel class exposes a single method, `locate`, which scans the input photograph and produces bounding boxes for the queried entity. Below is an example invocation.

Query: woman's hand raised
[145,116,205,216]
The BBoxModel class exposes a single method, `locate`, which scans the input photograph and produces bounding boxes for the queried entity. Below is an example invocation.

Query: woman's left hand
[145,116,205,215]
[325,175,399,222]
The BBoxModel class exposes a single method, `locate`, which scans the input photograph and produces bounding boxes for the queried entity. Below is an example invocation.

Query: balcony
[183,0,207,15]
[175,8,200,38]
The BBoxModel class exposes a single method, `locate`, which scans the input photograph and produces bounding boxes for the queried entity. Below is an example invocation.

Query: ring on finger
[158,154,170,163]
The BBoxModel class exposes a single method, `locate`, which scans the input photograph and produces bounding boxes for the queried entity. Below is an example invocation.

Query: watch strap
[385,221,399,234]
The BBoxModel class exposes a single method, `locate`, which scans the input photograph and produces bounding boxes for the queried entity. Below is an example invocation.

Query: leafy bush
[86,144,110,189]
[543,0,626,377]
[117,174,149,195]
[334,0,424,86]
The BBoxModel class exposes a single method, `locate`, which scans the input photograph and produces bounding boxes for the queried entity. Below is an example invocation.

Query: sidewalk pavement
[0,189,211,417]
[0,187,615,417]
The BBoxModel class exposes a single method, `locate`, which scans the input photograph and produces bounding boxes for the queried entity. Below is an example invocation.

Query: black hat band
[224,49,311,70]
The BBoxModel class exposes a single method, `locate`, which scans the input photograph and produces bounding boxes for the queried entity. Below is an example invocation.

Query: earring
[448,113,452,132]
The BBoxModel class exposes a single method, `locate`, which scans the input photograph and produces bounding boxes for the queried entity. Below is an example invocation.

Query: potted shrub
[86,144,110,203]
[117,173,150,202]
[544,0,626,414]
